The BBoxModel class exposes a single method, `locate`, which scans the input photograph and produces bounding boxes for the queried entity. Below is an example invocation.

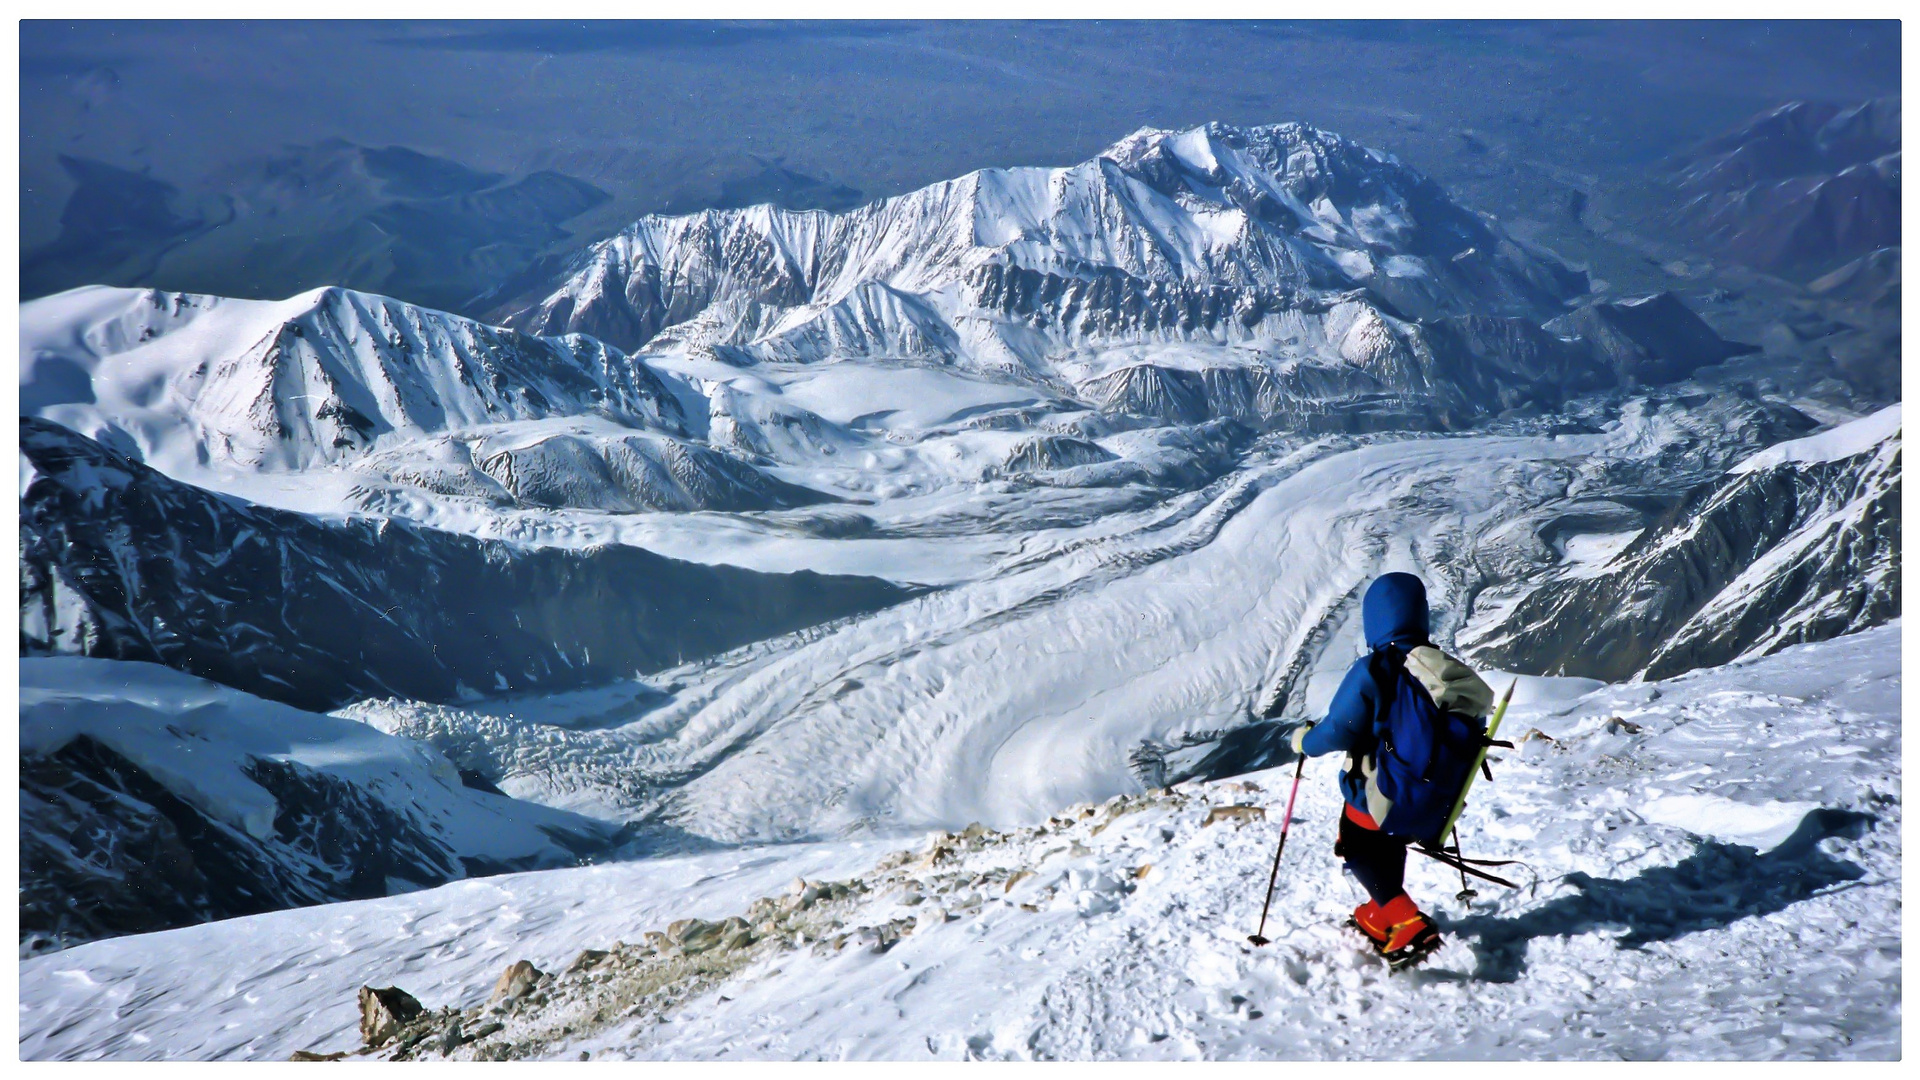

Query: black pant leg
[1336,813,1410,907]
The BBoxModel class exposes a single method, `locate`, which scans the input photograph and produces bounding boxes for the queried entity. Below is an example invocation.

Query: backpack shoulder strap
[1364,645,1406,729]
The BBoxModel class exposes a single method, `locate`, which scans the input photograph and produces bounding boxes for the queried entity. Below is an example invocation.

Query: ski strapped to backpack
[1417,677,1520,894]
[1410,843,1520,889]
[1427,677,1518,851]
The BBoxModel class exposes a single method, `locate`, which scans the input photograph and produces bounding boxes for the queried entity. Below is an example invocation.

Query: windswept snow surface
[20,625,1900,1060]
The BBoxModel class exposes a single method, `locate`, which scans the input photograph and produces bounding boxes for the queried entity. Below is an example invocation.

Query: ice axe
[1247,751,1308,946]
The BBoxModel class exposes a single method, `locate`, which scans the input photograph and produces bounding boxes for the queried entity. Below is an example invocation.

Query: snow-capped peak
[22,284,685,476]
[506,120,1587,366]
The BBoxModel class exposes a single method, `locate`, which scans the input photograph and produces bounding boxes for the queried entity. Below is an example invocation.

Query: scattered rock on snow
[490,960,545,1003]
[1203,804,1266,827]
[357,985,424,1047]
[566,949,610,974]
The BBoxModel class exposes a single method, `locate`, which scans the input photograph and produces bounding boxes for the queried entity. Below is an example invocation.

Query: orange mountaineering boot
[1374,894,1442,969]
[1346,900,1390,945]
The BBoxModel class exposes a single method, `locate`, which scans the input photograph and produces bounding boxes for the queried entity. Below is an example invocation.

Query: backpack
[1356,645,1495,846]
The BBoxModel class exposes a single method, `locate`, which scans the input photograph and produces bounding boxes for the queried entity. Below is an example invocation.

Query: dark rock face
[19,735,610,954]
[1806,247,1903,402]
[1810,246,1901,311]
[1544,293,1759,386]
[19,417,918,712]
[1001,435,1117,474]
[1419,313,1612,409]
[1672,99,1901,279]
[1470,425,1900,682]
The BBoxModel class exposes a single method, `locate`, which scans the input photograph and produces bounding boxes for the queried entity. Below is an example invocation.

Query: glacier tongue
[335,390,1828,846]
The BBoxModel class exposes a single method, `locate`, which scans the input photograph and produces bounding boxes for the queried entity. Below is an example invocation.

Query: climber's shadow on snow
[1438,808,1874,984]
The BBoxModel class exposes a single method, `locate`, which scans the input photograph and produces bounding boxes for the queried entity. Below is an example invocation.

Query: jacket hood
[1362,572,1430,650]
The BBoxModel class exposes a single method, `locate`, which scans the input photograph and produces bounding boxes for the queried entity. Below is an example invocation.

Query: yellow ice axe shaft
[1435,678,1517,845]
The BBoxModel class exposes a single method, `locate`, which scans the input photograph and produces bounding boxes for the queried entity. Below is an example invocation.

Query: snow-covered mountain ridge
[1470,405,1900,681]
[505,122,1759,437]
[22,284,684,473]
[510,122,1586,356]
[19,416,915,713]
[20,657,622,955]
[19,121,1758,542]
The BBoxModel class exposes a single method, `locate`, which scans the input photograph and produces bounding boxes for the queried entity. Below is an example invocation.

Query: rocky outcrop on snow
[1469,406,1900,681]
[1671,99,1900,278]
[19,657,624,954]
[359,986,427,1048]
[360,426,837,513]
[347,795,1191,1061]
[19,417,917,712]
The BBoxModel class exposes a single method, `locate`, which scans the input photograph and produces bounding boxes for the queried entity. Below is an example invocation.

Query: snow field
[21,623,1900,1060]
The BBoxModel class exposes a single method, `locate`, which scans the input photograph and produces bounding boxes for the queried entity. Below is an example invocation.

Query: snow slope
[19,284,684,475]
[19,657,621,952]
[20,624,1899,1060]
[1731,402,1900,473]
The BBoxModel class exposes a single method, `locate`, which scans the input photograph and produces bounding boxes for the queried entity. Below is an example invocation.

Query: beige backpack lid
[1403,645,1495,718]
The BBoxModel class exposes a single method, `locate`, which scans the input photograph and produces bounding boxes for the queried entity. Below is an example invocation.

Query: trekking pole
[1247,752,1308,947]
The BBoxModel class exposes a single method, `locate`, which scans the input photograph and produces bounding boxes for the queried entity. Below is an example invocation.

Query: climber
[1287,572,1495,969]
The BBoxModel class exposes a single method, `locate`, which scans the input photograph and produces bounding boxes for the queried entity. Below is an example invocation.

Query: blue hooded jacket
[1298,573,1431,818]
